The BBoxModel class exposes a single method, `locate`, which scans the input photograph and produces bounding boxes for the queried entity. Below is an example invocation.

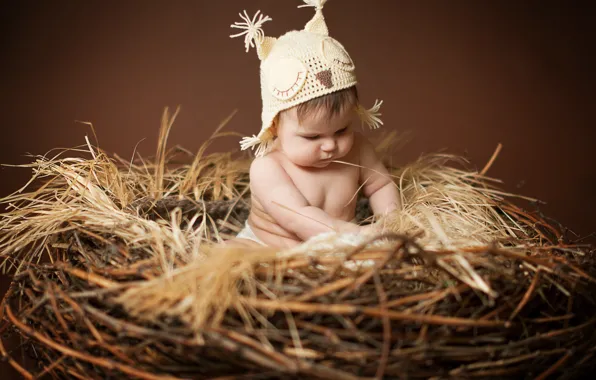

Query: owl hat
[231,0,383,156]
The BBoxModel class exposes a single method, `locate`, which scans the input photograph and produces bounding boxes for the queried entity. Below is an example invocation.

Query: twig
[337,247,397,300]
[534,350,572,380]
[60,265,119,288]
[0,331,33,380]
[510,269,541,320]
[244,299,511,327]
[480,143,502,176]
[5,305,180,380]
[295,277,355,302]
[373,273,390,379]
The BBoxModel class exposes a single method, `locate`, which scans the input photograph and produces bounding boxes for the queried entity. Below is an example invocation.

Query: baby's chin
[293,154,347,168]
[289,159,325,168]
[309,161,333,168]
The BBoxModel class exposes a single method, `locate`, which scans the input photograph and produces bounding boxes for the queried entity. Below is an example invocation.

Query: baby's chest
[290,166,360,214]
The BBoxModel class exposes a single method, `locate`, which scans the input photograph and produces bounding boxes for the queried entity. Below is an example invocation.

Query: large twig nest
[1,110,595,379]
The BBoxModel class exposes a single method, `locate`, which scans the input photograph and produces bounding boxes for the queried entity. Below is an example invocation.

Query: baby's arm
[359,137,401,215]
[250,157,360,241]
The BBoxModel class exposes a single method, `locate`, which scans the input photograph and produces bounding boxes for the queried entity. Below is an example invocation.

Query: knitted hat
[231,0,383,156]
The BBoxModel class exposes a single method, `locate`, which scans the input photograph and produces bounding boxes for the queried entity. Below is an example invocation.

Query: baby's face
[276,106,355,168]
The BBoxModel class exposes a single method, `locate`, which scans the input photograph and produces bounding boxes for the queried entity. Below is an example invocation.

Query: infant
[235,87,399,248]
[227,1,400,248]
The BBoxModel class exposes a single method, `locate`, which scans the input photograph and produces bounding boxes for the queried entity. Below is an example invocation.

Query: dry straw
[0,108,595,379]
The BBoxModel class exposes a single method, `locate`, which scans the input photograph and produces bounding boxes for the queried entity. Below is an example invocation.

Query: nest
[1,109,595,379]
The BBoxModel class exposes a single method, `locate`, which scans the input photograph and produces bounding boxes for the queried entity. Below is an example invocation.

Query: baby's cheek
[299,141,315,153]
[289,139,307,155]
[302,145,316,161]
[340,135,355,152]
[293,142,315,162]
[306,143,321,162]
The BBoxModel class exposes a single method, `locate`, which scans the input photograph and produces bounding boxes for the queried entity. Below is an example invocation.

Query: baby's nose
[321,138,336,152]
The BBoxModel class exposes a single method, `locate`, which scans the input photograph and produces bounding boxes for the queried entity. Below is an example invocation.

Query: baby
[228,1,400,248]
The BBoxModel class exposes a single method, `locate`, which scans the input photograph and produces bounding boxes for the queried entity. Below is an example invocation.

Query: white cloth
[236,217,359,246]
[236,221,266,245]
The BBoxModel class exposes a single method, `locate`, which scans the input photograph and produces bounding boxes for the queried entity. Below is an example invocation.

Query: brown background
[0,0,594,377]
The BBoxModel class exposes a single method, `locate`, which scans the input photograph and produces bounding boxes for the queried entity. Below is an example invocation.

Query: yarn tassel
[240,135,274,157]
[230,10,272,52]
[239,135,261,151]
[298,0,329,10]
[357,100,384,130]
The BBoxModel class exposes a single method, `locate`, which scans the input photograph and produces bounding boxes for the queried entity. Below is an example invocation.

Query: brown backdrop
[1,1,594,377]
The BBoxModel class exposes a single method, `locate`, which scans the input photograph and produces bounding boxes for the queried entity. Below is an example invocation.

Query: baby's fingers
[360,224,381,236]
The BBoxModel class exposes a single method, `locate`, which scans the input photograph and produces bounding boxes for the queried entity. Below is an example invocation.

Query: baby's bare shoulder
[250,153,282,174]
[249,153,289,187]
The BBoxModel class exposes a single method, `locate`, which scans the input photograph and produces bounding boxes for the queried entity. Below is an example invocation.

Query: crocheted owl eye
[321,37,354,72]
[267,57,308,100]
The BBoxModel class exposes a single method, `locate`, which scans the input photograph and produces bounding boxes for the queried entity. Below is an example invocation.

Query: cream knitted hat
[231,0,383,156]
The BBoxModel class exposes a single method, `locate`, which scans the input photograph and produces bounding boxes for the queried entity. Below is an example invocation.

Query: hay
[1,109,595,379]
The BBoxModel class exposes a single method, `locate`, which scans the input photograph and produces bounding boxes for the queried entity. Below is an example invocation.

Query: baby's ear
[269,116,279,136]
[270,124,278,136]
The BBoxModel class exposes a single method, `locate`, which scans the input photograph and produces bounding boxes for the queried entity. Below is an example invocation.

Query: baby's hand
[335,221,380,236]
[336,221,361,235]
[359,224,381,236]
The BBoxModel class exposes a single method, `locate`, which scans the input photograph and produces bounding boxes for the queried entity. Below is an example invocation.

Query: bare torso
[247,137,363,248]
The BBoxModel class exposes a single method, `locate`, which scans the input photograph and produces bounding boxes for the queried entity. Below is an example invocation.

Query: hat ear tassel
[357,100,384,130]
[240,135,274,157]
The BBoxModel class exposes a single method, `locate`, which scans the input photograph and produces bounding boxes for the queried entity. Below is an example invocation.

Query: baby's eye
[302,135,320,140]
[335,127,348,135]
